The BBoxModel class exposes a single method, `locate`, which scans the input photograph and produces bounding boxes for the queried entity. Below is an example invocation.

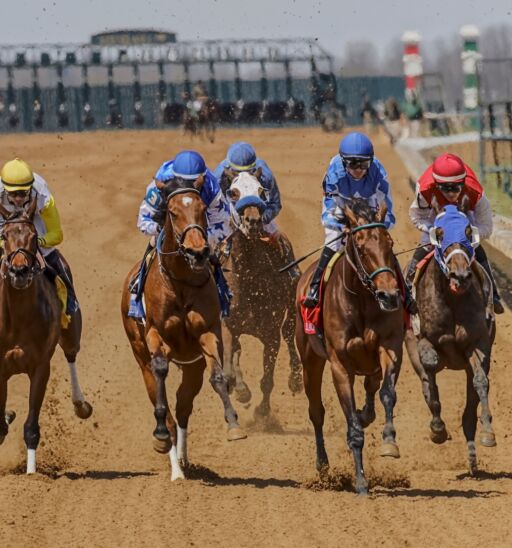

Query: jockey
[129,150,232,319]
[407,152,504,314]
[302,131,416,312]
[213,141,299,277]
[0,158,78,314]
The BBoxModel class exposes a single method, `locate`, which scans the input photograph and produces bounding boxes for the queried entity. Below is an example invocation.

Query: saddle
[301,250,344,336]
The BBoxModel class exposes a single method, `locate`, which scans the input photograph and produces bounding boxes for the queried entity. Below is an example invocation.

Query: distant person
[383,96,402,144]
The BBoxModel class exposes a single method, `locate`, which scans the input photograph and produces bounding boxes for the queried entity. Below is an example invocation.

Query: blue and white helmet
[339,132,374,160]
[227,142,257,171]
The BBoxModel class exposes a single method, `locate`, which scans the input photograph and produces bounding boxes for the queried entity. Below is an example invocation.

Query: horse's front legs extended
[25,363,51,474]
[468,343,495,448]
[255,335,280,418]
[146,327,176,454]
[199,331,247,441]
[357,373,380,429]
[418,337,448,443]
[282,301,304,394]
[330,357,368,495]
[223,324,251,403]
[378,344,403,458]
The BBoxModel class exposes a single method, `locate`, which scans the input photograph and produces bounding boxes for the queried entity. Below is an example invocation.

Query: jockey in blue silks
[128,150,232,319]
[213,141,299,277]
[302,131,416,312]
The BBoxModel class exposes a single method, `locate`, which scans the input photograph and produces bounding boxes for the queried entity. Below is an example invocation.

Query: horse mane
[345,198,378,223]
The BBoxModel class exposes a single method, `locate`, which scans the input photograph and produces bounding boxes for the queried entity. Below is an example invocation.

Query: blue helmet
[339,132,374,160]
[171,150,206,180]
[227,142,257,171]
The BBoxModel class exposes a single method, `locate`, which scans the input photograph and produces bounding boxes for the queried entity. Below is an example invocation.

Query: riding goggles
[437,183,463,193]
[342,157,372,170]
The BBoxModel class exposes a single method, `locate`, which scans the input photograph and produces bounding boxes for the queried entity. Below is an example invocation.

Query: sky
[3,0,512,58]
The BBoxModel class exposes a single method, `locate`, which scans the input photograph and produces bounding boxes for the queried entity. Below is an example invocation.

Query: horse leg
[462,369,480,475]
[199,331,247,441]
[255,336,280,418]
[173,359,206,480]
[60,309,92,420]
[25,363,51,474]
[146,327,176,453]
[468,345,495,448]
[223,325,251,402]
[418,337,448,443]
[357,374,379,429]
[331,359,368,495]
[378,344,402,458]
[282,302,304,394]
[302,353,328,476]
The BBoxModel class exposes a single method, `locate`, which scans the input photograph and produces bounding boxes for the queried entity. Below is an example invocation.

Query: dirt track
[1,127,511,547]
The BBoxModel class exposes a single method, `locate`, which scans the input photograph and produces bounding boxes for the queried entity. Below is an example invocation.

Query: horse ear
[25,194,38,220]
[431,194,442,214]
[460,193,470,214]
[194,174,205,192]
[376,201,387,223]
[343,204,358,227]
[465,225,472,240]
[223,168,237,183]
[435,227,444,242]
[253,167,262,180]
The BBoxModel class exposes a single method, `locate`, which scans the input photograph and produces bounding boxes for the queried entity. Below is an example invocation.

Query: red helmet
[432,153,466,184]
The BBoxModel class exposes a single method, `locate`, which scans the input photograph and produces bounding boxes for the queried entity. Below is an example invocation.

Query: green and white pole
[460,25,481,111]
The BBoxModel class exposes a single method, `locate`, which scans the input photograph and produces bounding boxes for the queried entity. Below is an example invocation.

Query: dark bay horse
[0,199,92,474]
[121,177,245,481]
[405,200,496,475]
[183,99,218,143]
[223,172,303,418]
[296,199,404,495]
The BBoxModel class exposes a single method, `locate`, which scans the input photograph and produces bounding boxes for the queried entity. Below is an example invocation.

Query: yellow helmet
[1,158,34,192]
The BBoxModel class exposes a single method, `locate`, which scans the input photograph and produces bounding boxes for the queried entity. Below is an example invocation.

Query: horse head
[225,169,265,239]
[0,194,40,289]
[430,196,479,295]
[155,176,210,272]
[342,198,400,311]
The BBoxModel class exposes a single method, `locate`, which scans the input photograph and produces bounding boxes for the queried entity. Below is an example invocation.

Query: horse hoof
[153,436,172,454]
[480,432,497,447]
[430,428,449,444]
[227,426,247,441]
[73,401,93,420]
[234,384,252,404]
[288,373,304,394]
[254,404,270,418]
[5,410,16,425]
[355,480,369,496]
[171,468,186,481]
[317,462,330,480]
[380,442,400,458]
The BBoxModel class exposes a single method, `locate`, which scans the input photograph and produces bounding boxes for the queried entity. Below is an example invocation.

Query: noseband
[0,218,42,282]
[345,222,396,300]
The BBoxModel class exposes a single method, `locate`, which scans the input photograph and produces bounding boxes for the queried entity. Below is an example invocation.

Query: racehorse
[183,99,218,143]
[0,199,92,474]
[405,199,496,475]
[296,198,405,495]
[223,171,303,418]
[121,176,246,481]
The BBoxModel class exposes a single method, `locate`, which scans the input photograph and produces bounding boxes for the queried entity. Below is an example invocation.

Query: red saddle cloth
[300,278,327,335]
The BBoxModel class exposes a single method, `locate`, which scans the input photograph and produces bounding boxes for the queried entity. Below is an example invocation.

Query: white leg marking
[68,361,85,403]
[177,426,188,464]
[169,444,185,481]
[27,448,36,474]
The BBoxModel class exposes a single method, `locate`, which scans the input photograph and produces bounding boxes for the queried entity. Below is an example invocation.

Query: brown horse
[222,172,303,418]
[296,199,404,495]
[0,199,92,474]
[183,99,217,143]
[405,200,496,475]
[121,177,245,481]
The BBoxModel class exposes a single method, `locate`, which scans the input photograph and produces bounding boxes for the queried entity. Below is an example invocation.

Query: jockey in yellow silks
[0,158,78,314]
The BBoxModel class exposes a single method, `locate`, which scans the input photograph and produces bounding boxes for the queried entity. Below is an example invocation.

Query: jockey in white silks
[128,150,232,319]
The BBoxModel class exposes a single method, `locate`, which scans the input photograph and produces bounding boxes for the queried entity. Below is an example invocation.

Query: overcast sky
[3,0,512,56]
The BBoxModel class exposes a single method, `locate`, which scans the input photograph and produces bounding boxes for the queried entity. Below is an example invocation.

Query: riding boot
[211,254,232,318]
[475,246,505,314]
[302,247,336,309]
[394,256,418,315]
[128,240,155,319]
[405,245,431,287]
[45,249,79,315]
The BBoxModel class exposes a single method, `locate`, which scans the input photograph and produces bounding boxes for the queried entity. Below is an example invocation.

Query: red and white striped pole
[401,31,423,100]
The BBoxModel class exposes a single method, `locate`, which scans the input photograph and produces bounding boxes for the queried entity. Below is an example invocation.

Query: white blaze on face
[230,172,263,200]
[181,196,193,207]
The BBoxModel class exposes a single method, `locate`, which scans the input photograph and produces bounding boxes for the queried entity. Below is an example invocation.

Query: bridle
[0,217,42,285]
[344,222,397,302]
[155,187,210,286]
